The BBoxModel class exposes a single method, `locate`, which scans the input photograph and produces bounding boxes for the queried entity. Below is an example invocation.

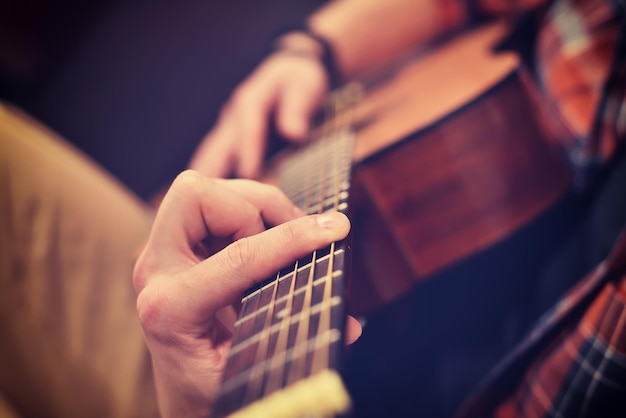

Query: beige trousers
[0,103,159,418]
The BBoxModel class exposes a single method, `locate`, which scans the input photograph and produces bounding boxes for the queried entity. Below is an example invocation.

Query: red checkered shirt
[440,0,626,415]
[457,230,626,417]
[443,0,625,185]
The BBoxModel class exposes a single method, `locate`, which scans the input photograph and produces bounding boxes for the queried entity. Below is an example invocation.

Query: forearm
[307,0,470,79]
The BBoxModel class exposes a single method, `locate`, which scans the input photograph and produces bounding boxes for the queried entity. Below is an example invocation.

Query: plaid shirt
[457,230,626,417]
[443,0,626,186]
[437,0,626,415]
[532,0,625,188]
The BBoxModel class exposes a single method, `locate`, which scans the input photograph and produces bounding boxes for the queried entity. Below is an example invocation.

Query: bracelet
[270,26,341,89]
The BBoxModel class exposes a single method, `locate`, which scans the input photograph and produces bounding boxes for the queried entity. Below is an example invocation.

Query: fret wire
[214,86,361,418]
[284,248,317,385]
[284,145,328,386]
[313,249,336,374]
[240,249,345,304]
[220,328,342,396]
[310,136,343,374]
[285,133,326,380]
[230,286,262,344]
[241,271,282,405]
[280,96,344,386]
[260,136,322,397]
[262,258,299,395]
[236,269,343,327]
[229,295,342,356]
[225,95,345,393]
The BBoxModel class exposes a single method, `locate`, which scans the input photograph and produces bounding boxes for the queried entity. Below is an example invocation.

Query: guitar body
[338,22,575,418]
[342,22,572,314]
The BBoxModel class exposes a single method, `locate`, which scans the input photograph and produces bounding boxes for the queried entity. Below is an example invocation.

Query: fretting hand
[133,171,360,418]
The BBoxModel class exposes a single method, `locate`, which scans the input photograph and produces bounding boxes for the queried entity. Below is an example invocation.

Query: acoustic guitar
[212,21,572,418]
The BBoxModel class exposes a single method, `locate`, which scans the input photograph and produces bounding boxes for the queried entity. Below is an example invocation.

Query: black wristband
[270,25,341,89]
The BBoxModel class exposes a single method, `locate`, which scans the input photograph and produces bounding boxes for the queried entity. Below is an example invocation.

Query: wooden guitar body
[342,22,572,314]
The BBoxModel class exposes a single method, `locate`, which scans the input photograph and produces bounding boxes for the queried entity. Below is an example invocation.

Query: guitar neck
[212,129,355,418]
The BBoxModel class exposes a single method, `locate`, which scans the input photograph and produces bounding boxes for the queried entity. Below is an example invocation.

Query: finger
[177,211,350,321]
[143,171,298,273]
[189,119,237,178]
[345,315,363,345]
[276,60,328,141]
[214,179,306,226]
[232,83,276,179]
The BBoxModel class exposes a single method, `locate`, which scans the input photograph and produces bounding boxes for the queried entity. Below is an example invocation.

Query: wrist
[273,32,325,58]
[151,357,214,418]
[271,28,341,88]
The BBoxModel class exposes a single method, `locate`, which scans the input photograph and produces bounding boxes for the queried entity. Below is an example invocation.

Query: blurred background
[0,0,326,199]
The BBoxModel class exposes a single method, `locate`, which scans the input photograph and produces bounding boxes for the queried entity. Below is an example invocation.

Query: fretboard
[212,128,355,418]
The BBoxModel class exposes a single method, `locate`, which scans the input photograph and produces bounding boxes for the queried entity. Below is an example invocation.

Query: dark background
[0,0,325,199]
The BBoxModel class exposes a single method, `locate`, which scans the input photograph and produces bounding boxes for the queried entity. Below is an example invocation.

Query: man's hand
[189,49,329,179]
[133,171,357,417]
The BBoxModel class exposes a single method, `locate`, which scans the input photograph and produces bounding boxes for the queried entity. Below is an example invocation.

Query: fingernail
[316,212,347,229]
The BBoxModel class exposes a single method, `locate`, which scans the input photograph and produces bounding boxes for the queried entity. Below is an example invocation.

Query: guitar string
[284,145,328,385]
[239,141,317,401]
[310,125,342,375]
[264,91,340,391]
[288,91,345,380]
[236,140,320,403]
[231,85,357,405]
[261,145,317,395]
[241,270,282,404]
[310,84,360,374]
[235,179,310,403]
[261,264,299,394]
